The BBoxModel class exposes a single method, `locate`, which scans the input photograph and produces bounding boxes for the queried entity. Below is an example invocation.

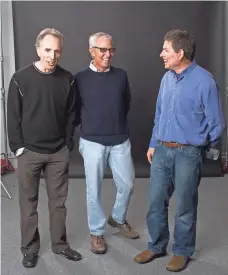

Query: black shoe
[22,253,38,268]
[55,248,82,261]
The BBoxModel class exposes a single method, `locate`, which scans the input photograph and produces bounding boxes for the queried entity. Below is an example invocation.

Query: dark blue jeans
[147,142,202,256]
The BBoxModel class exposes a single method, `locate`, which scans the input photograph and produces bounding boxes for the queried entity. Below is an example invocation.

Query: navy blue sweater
[74,66,131,145]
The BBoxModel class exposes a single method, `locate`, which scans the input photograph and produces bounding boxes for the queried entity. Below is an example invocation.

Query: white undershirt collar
[89,61,110,72]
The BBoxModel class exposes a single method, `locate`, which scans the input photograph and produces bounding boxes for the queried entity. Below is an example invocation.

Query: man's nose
[50,51,55,59]
[105,50,111,57]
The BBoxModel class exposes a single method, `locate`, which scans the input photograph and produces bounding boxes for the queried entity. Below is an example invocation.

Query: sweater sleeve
[66,78,77,151]
[123,73,131,114]
[74,78,82,127]
[7,76,24,153]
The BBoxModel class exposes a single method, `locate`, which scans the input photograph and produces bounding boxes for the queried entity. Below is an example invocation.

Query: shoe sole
[123,233,140,239]
[55,253,82,261]
[90,248,107,254]
[108,220,140,239]
[166,259,189,272]
[134,252,167,264]
[22,264,36,268]
[166,266,187,272]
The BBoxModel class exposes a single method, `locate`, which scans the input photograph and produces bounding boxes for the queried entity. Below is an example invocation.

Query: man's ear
[178,49,184,60]
[89,48,95,58]
[36,47,40,58]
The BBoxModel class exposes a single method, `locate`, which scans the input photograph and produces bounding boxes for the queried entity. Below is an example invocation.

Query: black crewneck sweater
[7,64,77,154]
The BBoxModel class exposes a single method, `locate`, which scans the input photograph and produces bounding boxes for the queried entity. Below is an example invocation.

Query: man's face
[89,36,115,71]
[36,34,62,72]
[160,40,182,70]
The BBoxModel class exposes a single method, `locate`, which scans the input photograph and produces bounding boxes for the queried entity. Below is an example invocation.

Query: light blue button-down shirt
[150,62,225,148]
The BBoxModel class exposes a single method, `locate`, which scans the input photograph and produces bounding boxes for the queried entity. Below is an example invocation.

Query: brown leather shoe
[166,256,189,272]
[134,249,166,264]
[90,235,107,254]
[107,216,139,239]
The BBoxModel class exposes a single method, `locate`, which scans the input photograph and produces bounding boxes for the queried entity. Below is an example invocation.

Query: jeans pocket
[180,146,201,157]
[18,148,30,157]
[156,141,163,148]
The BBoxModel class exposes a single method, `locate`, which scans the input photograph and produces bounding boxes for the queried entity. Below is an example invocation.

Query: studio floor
[1,173,228,275]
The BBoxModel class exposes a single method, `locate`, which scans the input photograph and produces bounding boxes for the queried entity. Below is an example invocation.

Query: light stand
[0,2,12,199]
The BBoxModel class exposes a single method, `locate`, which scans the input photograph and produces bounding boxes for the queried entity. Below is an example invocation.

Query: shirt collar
[171,61,197,79]
[89,61,110,72]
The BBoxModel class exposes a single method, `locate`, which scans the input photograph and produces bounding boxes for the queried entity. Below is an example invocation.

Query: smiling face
[160,40,184,71]
[89,36,115,72]
[36,34,62,72]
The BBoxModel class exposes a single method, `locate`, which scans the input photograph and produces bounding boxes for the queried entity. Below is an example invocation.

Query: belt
[162,141,187,148]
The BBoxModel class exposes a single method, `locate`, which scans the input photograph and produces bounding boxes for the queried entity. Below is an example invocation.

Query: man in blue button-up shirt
[134,29,225,272]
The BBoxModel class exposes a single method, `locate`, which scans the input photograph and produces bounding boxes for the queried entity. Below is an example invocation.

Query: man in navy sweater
[75,32,139,254]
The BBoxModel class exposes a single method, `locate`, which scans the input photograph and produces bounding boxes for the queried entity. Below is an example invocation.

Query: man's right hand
[147,148,155,164]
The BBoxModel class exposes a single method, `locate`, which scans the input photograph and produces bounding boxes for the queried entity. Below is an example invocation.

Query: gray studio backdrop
[12,1,225,177]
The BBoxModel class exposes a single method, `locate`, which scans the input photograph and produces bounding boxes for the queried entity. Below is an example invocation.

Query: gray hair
[35,28,64,48]
[89,32,113,48]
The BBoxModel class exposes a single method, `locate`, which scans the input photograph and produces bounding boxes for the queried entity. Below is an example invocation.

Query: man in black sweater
[75,32,139,254]
[7,28,82,268]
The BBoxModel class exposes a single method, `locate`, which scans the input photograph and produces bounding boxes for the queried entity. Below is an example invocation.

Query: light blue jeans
[79,138,135,236]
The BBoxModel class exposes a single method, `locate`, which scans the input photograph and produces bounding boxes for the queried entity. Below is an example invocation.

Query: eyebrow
[45,48,60,52]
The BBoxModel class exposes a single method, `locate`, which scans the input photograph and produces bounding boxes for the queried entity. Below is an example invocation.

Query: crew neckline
[33,62,57,75]
[88,66,112,75]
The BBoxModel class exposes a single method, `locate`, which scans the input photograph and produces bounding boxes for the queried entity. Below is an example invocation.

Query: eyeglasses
[93,47,116,54]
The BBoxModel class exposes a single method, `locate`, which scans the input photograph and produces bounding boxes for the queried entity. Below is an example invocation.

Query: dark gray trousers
[17,146,70,254]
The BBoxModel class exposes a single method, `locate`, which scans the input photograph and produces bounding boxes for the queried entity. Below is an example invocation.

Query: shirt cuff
[149,138,157,148]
